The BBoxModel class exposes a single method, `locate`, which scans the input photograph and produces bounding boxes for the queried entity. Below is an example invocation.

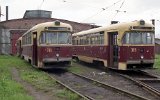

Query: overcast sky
[1,0,160,37]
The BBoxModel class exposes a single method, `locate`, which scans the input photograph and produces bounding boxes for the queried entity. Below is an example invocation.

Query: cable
[81,0,123,22]
[63,0,102,9]
[111,0,125,20]
[38,0,45,10]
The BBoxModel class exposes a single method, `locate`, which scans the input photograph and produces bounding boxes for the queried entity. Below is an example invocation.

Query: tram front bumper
[43,57,72,63]
[127,59,154,64]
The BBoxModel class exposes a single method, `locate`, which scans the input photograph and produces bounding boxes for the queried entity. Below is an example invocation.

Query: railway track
[119,70,160,98]
[47,71,90,100]
[47,70,150,100]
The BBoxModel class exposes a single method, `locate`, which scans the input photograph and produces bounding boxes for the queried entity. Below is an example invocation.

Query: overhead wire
[36,0,126,24]
[38,0,45,10]
[80,0,123,22]
[111,0,126,20]
[63,0,103,9]
[38,0,69,11]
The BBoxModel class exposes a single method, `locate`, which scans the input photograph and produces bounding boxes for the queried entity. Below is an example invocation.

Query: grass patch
[68,62,86,74]
[0,79,32,100]
[56,89,80,100]
[0,55,81,100]
[154,55,160,70]
[0,55,30,67]
[19,63,81,100]
[20,68,57,90]
[0,55,33,100]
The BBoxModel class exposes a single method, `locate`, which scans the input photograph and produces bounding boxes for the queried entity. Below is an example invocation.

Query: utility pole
[0,6,1,21]
[0,6,4,21]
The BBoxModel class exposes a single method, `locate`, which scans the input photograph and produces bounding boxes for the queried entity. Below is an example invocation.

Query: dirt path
[11,67,53,100]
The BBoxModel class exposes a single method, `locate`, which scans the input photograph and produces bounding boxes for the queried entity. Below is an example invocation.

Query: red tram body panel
[73,46,108,60]
[119,46,154,69]
[72,20,155,70]
[38,46,72,67]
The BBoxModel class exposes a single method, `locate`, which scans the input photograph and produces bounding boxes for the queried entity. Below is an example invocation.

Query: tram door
[19,40,22,56]
[32,32,38,66]
[108,32,118,68]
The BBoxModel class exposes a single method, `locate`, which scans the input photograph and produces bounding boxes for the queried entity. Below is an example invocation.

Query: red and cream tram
[19,21,73,68]
[72,20,155,70]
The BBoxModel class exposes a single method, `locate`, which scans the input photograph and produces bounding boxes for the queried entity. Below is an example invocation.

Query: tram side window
[100,35,104,44]
[76,39,78,45]
[90,37,95,44]
[80,38,82,45]
[40,32,46,44]
[86,36,90,45]
[26,33,31,44]
[122,33,129,44]
[22,32,31,45]
[90,33,104,45]
[90,36,102,45]
[73,37,78,45]
[77,39,80,45]
[72,37,75,45]
[74,31,104,45]
[79,36,87,45]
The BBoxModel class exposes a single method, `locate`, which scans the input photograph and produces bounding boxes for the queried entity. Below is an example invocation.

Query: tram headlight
[140,19,145,25]
[56,53,59,57]
[141,55,144,59]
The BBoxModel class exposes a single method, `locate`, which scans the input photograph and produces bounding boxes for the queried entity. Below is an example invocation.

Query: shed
[0,10,98,55]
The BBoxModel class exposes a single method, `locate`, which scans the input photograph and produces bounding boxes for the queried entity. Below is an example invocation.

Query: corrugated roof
[0,18,98,33]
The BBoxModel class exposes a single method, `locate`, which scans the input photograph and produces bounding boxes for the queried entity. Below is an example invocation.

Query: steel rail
[47,73,94,100]
[70,72,150,100]
[119,73,160,98]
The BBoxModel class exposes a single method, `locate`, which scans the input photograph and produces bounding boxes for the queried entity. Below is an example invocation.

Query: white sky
[1,0,160,37]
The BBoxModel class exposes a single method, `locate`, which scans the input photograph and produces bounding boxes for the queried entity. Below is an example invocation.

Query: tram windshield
[40,32,71,44]
[122,32,154,44]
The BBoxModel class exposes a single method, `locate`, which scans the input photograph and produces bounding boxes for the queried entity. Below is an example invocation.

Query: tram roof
[22,21,72,36]
[73,20,154,36]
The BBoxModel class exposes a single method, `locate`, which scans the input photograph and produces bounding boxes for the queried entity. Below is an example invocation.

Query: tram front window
[122,32,154,44]
[58,32,71,44]
[40,32,71,44]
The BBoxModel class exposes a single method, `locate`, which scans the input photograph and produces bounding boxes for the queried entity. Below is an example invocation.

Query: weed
[57,89,80,100]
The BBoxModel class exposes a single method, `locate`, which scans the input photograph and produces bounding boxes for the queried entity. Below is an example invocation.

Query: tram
[72,20,155,70]
[19,21,73,68]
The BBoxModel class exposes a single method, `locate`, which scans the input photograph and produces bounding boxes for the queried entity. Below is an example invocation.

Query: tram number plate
[46,48,53,53]
[131,48,137,52]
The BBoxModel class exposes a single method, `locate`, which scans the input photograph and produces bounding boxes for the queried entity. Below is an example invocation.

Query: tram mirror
[118,39,120,42]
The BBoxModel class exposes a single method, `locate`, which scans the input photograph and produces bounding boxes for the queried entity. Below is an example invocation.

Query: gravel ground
[72,62,160,100]
[49,71,137,100]
[143,69,160,78]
